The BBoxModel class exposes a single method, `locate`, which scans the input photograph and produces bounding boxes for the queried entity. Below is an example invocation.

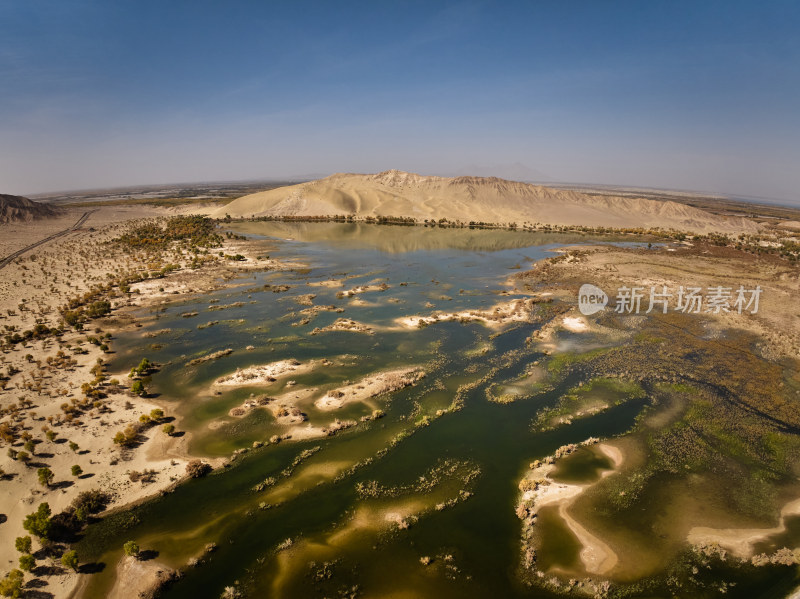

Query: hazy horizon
[2,1,799,204]
[24,170,800,210]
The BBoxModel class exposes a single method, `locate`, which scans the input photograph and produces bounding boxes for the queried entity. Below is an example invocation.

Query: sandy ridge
[213,171,758,234]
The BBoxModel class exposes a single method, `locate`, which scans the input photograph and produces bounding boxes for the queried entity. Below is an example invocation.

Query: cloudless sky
[1,0,799,202]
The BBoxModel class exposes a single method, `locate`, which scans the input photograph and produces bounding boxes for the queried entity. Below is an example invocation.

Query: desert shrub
[221,586,242,599]
[71,465,83,477]
[13,537,30,554]
[123,540,140,558]
[61,549,79,571]
[71,489,111,514]
[17,555,34,572]
[185,460,212,478]
[86,301,111,318]
[22,503,51,539]
[0,569,24,598]
[0,423,15,443]
[37,467,54,488]
[131,380,146,396]
[113,425,139,447]
[132,358,154,376]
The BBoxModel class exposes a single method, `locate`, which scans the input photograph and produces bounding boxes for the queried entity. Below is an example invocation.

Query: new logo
[578,283,608,315]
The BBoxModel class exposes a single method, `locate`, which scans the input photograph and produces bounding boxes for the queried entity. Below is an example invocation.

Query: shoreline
[516,439,623,579]
[0,208,288,599]
[687,497,800,559]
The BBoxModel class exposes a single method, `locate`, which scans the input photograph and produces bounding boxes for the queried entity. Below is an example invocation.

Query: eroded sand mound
[315,367,426,410]
[214,171,758,234]
[777,220,800,231]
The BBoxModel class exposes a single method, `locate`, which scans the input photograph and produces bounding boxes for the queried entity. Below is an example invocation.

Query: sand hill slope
[213,171,758,234]
[0,193,61,223]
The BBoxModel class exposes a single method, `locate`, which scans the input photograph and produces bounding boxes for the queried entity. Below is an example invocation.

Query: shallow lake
[77,223,795,598]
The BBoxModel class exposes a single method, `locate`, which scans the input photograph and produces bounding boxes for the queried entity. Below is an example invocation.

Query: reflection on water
[231,220,629,253]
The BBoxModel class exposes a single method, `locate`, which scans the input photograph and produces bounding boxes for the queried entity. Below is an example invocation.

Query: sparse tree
[61,549,79,571]
[131,380,145,396]
[162,423,175,436]
[17,555,34,572]
[123,540,140,558]
[0,569,24,598]
[13,537,31,555]
[22,502,51,539]
[37,467,54,488]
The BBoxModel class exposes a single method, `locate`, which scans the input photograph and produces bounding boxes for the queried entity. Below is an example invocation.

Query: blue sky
[1,1,799,202]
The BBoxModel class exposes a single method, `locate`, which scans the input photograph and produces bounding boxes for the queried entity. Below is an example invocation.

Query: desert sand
[212,171,759,234]
[395,297,538,329]
[314,367,426,410]
[214,359,311,386]
[0,204,281,597]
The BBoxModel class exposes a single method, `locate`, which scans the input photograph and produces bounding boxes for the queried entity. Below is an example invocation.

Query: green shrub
[0,569,24,598]
[13,537,31,554]
[17,555,34,572]
[61,549,79,571]
[37,467,54,488]
[123,540,140,558]
[131,380,145,396]
[22,503,51,539]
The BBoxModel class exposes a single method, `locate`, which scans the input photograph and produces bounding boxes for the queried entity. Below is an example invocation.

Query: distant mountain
[214,170,759,234]
[0,194,62,223]
[450,162,552,182]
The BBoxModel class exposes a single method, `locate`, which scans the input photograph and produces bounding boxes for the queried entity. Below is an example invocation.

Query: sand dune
[214,170,758,234]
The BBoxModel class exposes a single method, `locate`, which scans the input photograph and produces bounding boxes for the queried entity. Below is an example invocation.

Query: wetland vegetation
[2,218,798,599]
[57,221,799,598]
